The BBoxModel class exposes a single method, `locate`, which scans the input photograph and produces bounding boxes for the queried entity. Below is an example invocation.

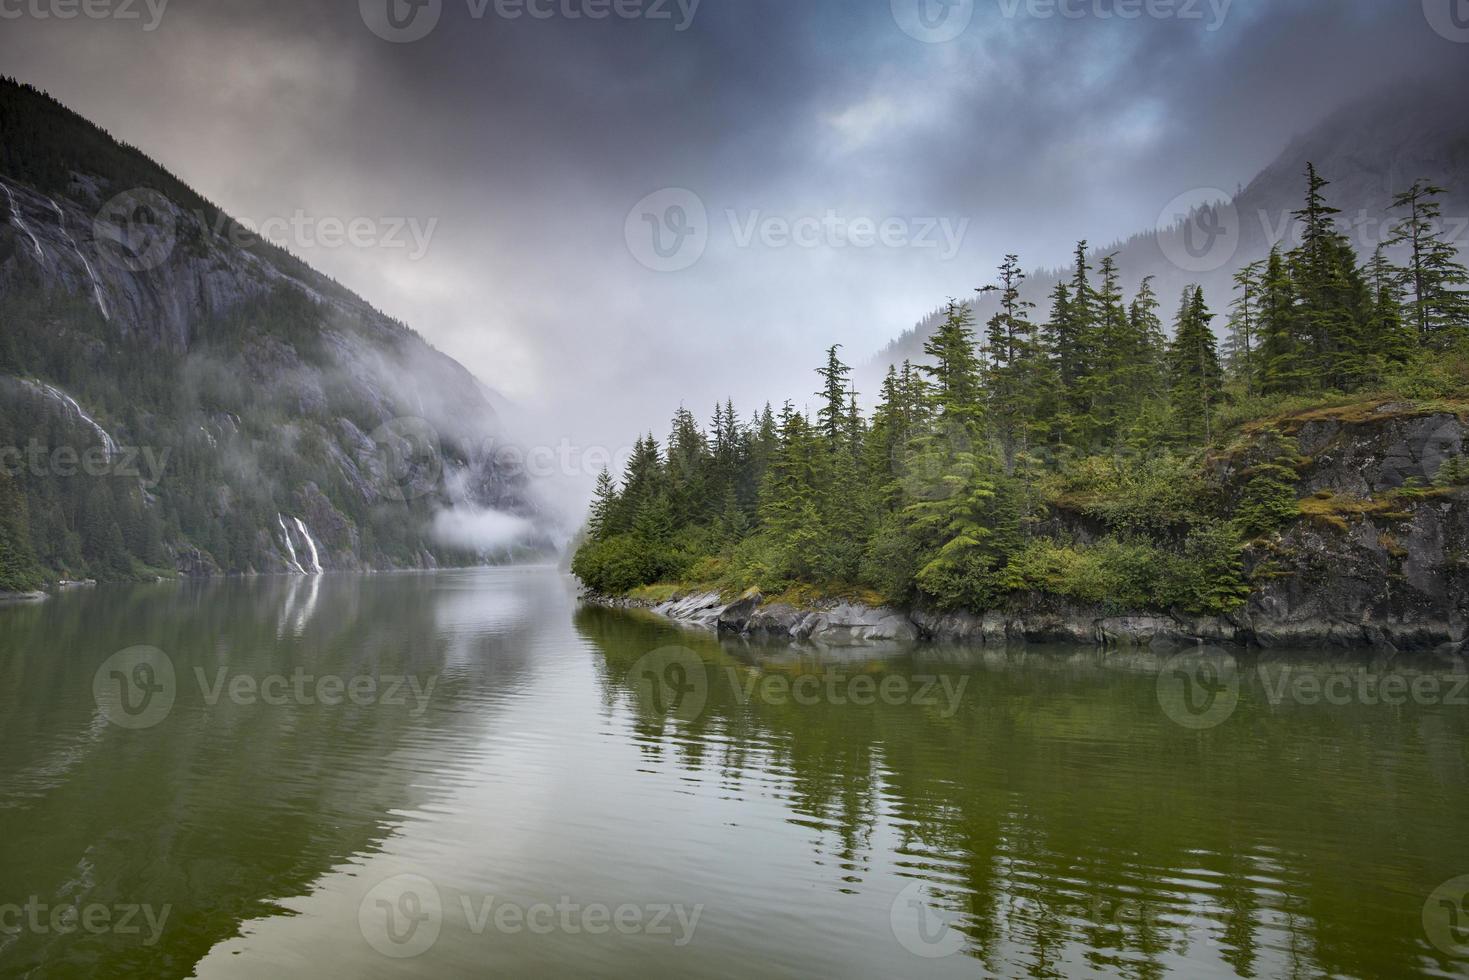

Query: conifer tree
[921,300,985,435]
[587,468,617,541]
[1168,286,1223,444]
[1257,247,1305,395]
[814,344,852,448]
[1363,245,1413,372]
[1288,163,1369,389]
[1386,179,1469,346]
[1224,260,1264,395]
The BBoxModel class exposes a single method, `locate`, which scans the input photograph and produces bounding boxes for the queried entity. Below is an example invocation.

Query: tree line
[572,166,1469,613]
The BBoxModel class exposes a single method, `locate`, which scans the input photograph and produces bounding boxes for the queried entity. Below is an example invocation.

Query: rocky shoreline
[583,587,1467,655]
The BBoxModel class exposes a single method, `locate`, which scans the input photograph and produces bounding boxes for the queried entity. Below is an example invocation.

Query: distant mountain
[0,78,551,586]
[875,80,1469,373]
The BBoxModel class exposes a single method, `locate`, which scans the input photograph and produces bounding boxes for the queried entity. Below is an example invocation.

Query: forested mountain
[0,78,550,591]
[876,80,1469,374]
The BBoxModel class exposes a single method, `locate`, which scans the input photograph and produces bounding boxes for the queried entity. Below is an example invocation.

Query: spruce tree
[1225,260,1264,396]
[1168,286,1223,444]
[1257,247,1306,395]
[814,345,852,448]
[1288,164,1369,390]
[1386,179,1469,346]
[587,468,618,541]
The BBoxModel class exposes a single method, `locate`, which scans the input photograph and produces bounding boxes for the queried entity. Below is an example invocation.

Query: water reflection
[2,573,1467,979]
[0,570,555,977]
[574,604,1469,979]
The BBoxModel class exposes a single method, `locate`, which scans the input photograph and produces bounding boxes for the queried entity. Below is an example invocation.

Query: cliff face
[1225,404,1468,652]
[590,403,1469,654]
[0,80,550,580]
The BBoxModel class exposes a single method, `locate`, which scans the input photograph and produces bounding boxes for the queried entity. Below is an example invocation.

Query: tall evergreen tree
[814,345,852,448]
[1386,179,1469,346]
[1168,286,1223,444]
[1224,260,1264,395]
[1257,247,1306,395]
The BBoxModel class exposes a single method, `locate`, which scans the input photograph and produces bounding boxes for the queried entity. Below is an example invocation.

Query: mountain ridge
[0,78,551,588]
[873,78,1469,375]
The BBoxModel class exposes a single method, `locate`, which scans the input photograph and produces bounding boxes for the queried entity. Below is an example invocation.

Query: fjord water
[2,568,1467,979]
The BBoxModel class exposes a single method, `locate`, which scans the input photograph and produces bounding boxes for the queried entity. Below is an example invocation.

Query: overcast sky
[2,0,1466,479]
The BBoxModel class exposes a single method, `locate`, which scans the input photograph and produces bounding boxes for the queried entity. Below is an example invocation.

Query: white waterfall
[292,517,324,574]
[23,380,119,459]
[46,198,110,322]
[276,514,306,575]
[2,181,44,260]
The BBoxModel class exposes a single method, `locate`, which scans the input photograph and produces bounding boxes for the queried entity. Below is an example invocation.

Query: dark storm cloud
[1,0,1465,516]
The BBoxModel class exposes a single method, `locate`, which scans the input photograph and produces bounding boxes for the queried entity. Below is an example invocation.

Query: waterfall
[276,514,306,575]
[23,380,119,459]
[292,517,324,574]
[46,198,110,322]
[1,181,44,260]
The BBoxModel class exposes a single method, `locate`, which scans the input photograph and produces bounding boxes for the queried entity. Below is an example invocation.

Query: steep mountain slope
[0,78,550,586]
[876,80,1469,372]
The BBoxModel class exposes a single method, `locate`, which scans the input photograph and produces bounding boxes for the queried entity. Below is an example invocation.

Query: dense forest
[573,166,1469,615]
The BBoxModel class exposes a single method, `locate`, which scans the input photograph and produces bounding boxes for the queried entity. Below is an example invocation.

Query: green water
[1,567,1468,978]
